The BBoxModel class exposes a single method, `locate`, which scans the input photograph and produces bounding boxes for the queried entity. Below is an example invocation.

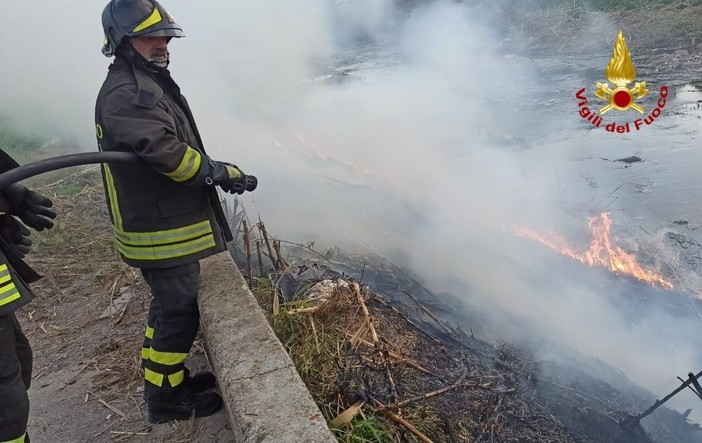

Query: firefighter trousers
[0,313,31,443]
[140,262,200,404]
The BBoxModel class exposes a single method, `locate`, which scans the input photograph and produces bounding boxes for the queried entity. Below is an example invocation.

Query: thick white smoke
[2,0,701,420]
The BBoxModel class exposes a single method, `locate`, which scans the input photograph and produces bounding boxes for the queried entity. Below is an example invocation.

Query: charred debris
[223,203,702,442]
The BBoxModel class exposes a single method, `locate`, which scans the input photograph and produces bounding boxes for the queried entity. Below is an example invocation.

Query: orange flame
[515,213,673,290]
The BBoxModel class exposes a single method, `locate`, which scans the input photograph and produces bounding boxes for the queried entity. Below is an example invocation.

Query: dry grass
[254,275,577,442]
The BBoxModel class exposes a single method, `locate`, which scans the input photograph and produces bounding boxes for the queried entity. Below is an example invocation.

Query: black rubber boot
[148,391,223,424]
[142,371,216,401]
[189,371,216,392]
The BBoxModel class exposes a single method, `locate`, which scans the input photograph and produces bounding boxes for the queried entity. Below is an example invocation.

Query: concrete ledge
[198,252,336,443]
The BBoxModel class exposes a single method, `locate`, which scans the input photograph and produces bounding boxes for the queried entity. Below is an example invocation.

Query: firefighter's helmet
[101,0,185,57]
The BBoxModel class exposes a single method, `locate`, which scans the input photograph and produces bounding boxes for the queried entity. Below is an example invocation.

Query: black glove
[218,163,258,195]
[0,215,32,258]
[1,183,56,231]
[222,175,257,195]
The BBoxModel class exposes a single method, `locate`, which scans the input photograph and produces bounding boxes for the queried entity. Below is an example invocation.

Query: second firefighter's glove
[0,215,32,258]
[0,184,56,231]
[218,163,258,195]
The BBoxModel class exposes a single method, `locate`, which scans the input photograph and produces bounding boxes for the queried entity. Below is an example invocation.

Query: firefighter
[0,150,56,443]
[95,0,258,423]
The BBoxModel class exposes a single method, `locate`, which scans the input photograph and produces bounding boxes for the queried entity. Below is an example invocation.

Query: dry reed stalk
[309,316,321,351]
[286,306,321,315]
[348,334,434,376]
[373,399,434,443]
[256,240,263,277]
[273,239,288,270]
[258,220,279,271]
[98,398,126,418]
[403,290,455,335]
[272,284,280,317]
[242,219,252,287]
[380,369,469,410]
[280,294,329,307]
[329,401,365,429]
[352,283,379,344]
[107,272,122,299]
[382,383,471,410]
[113,303,128,326]
[353,282,398,400]
[349,321,370,349]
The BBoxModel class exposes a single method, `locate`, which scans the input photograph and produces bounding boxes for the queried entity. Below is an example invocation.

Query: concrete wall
[198,252,336,443]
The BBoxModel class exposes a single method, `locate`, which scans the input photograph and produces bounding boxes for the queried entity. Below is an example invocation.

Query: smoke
[2,0,702,421]
[0,0,107,144]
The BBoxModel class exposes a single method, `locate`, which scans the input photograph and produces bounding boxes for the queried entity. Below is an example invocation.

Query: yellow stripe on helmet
[133,8,162,33]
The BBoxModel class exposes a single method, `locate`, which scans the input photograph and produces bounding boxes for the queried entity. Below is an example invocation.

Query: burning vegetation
[515,212,673,290]
[230,217,702,443]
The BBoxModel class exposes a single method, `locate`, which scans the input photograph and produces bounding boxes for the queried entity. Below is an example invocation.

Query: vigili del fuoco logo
[576,31,668,133]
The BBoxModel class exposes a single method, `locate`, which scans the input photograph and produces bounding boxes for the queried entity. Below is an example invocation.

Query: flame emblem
[594,32,649,114]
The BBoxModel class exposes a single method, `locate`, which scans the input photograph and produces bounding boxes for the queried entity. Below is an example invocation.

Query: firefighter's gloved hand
[218,163,257,195]
[221,175,258,195]
[2,184,56,231]
[0,215,32,258]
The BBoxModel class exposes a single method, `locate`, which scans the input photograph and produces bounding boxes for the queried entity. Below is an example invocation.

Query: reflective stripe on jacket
[95,54,232,269]
[0,250,34,316]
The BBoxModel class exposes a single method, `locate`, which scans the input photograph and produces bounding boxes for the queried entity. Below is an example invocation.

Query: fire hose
[0,152,141,190]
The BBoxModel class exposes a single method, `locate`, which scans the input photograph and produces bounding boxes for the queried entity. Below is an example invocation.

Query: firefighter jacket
[0,150,42,316]
[94,53,233,269]
[0,248,37,317]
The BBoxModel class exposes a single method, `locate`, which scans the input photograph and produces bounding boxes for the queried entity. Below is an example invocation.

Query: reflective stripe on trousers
[0,433,26,443]
[140,262,201,399]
